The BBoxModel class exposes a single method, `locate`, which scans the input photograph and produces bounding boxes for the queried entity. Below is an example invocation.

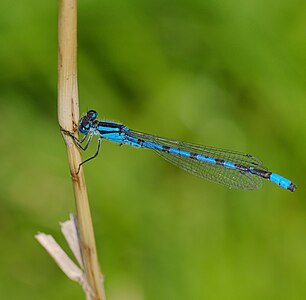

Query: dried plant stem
[57,0,105,299]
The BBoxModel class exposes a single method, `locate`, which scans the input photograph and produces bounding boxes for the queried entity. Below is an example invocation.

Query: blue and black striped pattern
[72,110,296,192]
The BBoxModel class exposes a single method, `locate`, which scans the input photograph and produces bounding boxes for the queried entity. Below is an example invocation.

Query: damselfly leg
[61,127,101,173]
[76,137,102,174]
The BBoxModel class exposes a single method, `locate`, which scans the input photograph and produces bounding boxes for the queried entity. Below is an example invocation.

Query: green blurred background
[1,0,305,299]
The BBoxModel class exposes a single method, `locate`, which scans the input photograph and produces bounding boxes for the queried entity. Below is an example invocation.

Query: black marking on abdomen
[250,168,272,179]
[162,146,171,153]
[189,152,198,159]
[235,164,250,173]
[215,159,225,166]
[137,138,145,146]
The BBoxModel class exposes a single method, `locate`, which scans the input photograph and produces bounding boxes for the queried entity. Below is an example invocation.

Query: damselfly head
[86,110,98,121]
[78,110,98,134]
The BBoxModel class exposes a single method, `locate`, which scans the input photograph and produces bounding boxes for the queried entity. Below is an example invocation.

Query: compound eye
[87,110,98,121]
[78,117,90,134]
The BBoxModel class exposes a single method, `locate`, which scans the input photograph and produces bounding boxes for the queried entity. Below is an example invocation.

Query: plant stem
[57,0,106,299]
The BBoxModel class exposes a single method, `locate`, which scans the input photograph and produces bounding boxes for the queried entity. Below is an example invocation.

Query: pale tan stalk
[57,0,105,299]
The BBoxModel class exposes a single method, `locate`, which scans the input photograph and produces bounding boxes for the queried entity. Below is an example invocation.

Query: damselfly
[64,110,296,192]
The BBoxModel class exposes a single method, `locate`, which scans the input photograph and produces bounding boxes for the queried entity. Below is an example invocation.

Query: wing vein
[127,129,264,190]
